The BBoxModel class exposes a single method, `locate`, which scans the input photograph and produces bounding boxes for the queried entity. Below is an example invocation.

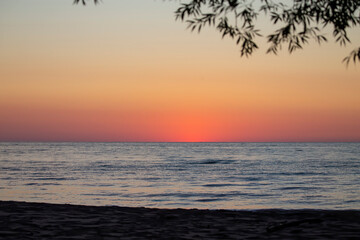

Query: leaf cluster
[174,0,360,64]
[73,0,99,5]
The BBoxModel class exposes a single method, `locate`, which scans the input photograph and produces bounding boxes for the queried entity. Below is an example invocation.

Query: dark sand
[1,201,360,239]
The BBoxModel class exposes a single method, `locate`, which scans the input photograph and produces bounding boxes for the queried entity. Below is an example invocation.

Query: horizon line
[1,140,359,144]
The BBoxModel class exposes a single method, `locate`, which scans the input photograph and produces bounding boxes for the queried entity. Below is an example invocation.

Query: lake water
[0,142,359,210]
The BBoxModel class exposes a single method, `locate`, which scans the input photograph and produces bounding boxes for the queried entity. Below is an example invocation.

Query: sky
[0,0,360,142]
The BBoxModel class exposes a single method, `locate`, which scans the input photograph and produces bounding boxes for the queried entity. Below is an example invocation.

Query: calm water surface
[0,142,359,209]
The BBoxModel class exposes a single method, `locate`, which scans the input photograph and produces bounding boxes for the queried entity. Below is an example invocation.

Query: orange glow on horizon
[0,0,360,142]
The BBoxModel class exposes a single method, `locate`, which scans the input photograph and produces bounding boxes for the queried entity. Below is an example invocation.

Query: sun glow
[165,114,220,142]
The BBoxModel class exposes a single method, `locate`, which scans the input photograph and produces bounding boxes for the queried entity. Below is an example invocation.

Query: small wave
[25,182,61,186]
[94,164,121,171]
[33,148,49,152]
[0,177,13,180]
[268,172,311,176]
[277,186,320,191]
[81,183,117,187]
[344,200,360,203]
[31,177,69,181]
[81,193,121,197]
[246,193,274,198]
[196,198,223,202]
[139,177,161,181]
[189,159,236,165]
[144,193,194,198]
[200,160,222,164]
[1,167,21,171]
[172,168,187,171]
[241,177,263,181]
[96,184,115,187]
[202,183,240,188]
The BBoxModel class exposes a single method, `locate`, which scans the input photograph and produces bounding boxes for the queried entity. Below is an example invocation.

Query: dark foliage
[75,0,360,65]
[73,0,99,5]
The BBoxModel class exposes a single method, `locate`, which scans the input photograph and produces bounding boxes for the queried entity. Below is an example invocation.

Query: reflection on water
[0,142,359,209]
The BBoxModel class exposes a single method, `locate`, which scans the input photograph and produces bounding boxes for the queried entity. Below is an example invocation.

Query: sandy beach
[1,201,359,239]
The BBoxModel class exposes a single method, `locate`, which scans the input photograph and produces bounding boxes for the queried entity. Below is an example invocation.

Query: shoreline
[1,201,360,239]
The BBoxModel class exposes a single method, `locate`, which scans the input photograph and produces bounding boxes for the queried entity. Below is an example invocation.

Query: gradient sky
[1,0,360,142]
